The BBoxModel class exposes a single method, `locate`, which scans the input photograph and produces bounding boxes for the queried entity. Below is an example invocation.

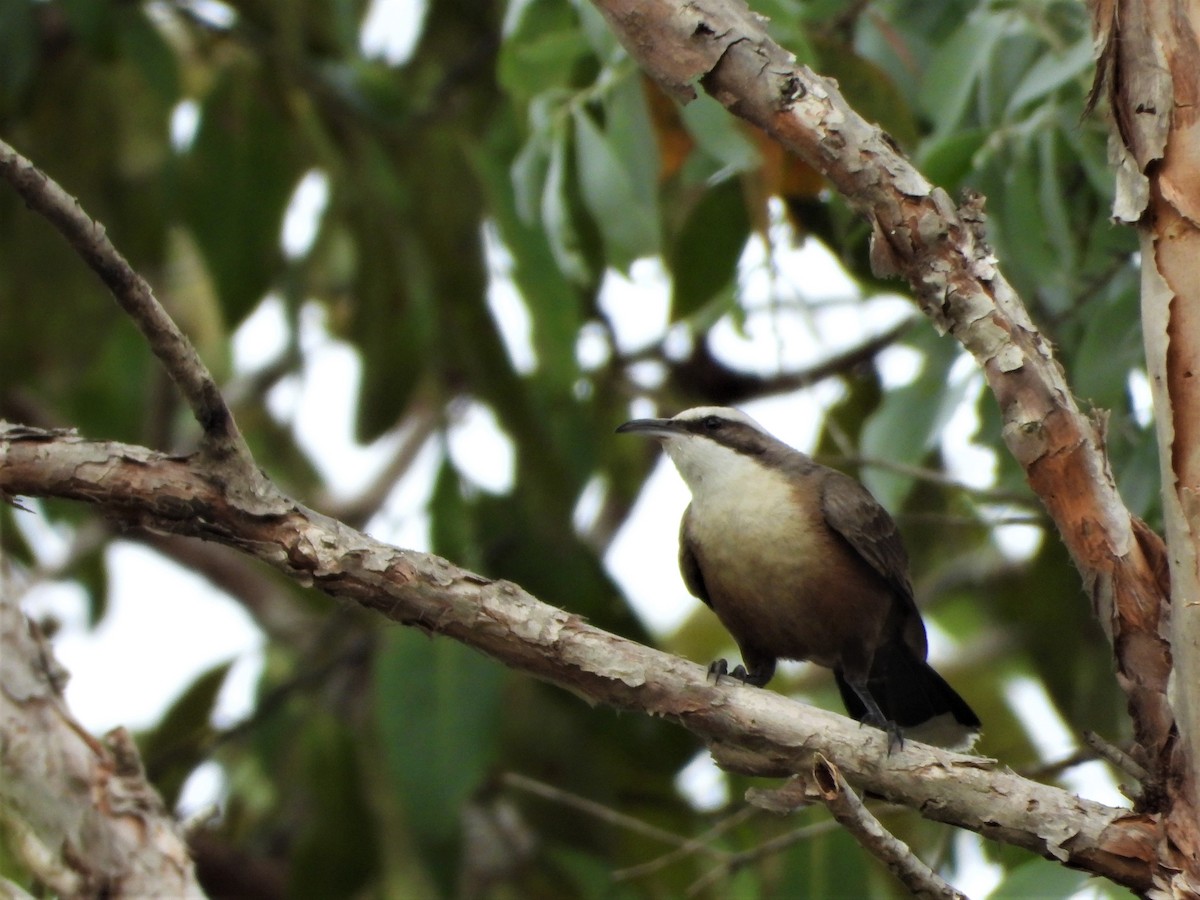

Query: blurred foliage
[0,0,1147,897]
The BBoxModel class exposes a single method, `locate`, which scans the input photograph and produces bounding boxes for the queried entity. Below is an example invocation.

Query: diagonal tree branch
[812,755,966,900]
[0,423,1164,892]
[586,0,1177,816]
[0,138,257,483]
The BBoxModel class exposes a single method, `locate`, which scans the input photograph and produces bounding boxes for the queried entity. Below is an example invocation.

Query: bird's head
[616,407,778,490]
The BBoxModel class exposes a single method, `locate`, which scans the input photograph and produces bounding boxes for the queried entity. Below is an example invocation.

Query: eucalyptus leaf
[572,106,659,270]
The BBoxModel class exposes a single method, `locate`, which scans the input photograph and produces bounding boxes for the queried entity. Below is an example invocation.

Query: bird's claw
[707,659,754,685]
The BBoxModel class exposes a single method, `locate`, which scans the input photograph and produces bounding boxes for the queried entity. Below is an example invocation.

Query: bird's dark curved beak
[615,418,679,437]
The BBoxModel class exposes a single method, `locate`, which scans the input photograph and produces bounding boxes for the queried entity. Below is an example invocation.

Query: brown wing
[678,505,713,609]
[818,469,927,655]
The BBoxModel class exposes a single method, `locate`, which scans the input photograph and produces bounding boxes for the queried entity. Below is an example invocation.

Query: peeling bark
[0,574,205,898]
[1090,0,1200,882]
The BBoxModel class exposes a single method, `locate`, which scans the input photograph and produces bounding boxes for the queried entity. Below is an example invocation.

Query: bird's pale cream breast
[681,447,825,582]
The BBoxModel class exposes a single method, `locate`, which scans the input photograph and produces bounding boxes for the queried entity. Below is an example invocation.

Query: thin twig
[686,817,845,896]
[1083,731,1149,782]
[613,806,755,881]
[501,772,713,853]
[0,138,249,465]
[813,755,966,900]
[823,452,1036,506]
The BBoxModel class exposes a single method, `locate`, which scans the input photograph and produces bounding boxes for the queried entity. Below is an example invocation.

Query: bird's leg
[845,678,904,753]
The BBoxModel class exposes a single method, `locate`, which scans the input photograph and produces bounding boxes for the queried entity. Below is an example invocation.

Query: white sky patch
[360,0,426,65]
[876,341,923,389]
[948,831,1003,898]
[572,475,607,537]
[447,400,516,494]
[177,761,228,819]
[281,169,330,259]
[720,227,913,378]
[285,303,411,499]
[169,99,200,153]
[675,751,729,812]
[940,373,997,491]
[365,434,441,553]
[627,359,667,390]
[232,294,290,372]
[606,456,695,634]
[766,198,858,294]
[22,543,262,735]
[992,511,1044,562]
[662,323,693,361]
[1127,368,1154,427]
[597,259,671,354]
[11,498,73,567]
[484,224,537,374]
[179,0,236,28]
[575,321,611,370]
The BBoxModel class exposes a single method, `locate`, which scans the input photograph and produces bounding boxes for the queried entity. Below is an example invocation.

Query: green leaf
[1036,128,1076,307]
[289,714,380,900]
[374,629,506,844]
[1118,424,1162,522]
[602,74,660,235]
[679,92,759,173]
[668,176,751,321]
[0,0,38,106]
[511,122,553,224]
[986,857,1089,899]
[919,128,987,191]
[1073,268,1140,408]
[117,7,180,104]
[572,105,659,270]
[1006,35,1094,115]
[498,0,592,104]
[140,660,234,808]
[541,117,595,283]
[470,134,582,390]
[179,67,308,324]
[919,13,1004,135]
[978,31,1041,125]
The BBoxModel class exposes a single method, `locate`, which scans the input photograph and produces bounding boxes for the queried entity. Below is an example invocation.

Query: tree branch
[1091,0,1200,866]
[813,755,966,900]
[586,0,1175,813]
[0,582,204,898]
[0,423,1163,892]
[0,138,254,478]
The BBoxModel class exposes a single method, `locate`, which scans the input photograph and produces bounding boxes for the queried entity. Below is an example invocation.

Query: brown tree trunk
[1091,0,1200,881]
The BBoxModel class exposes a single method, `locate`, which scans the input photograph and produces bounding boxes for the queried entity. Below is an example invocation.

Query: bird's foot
[860,712,905,754]
[707,659,752,684]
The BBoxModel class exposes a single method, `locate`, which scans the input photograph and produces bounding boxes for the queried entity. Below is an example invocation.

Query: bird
[617,406,980,749]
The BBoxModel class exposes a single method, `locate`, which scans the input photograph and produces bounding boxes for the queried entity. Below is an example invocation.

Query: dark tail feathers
[835,641,979,739]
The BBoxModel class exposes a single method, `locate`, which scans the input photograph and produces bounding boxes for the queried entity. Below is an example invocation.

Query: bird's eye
[702,415,723,430]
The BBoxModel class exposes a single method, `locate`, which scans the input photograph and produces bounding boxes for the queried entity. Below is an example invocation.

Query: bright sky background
[10,2,1129,897]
